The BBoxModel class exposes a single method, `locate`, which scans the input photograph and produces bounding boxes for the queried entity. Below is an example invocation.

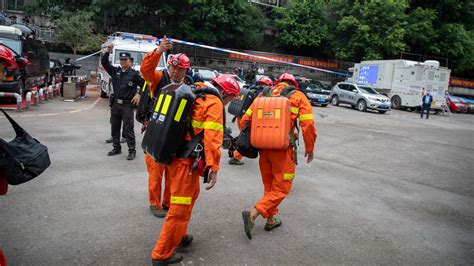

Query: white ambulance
[98,32,167,98]
[350,59,451,111]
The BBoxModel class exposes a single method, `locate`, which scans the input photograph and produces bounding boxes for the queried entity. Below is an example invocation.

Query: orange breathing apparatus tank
[250,96,291,149]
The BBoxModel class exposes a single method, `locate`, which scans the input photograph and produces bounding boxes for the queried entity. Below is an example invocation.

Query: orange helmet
[0,45,17,69]
[211,74,240,97]
[167,53,190,68]
[275,73,298,88]
[257,76,273,86]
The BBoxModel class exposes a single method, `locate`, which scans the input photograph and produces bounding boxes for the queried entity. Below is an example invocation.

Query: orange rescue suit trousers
[152,158,200,260]
[255,148,296,218]
[145,154,170,208]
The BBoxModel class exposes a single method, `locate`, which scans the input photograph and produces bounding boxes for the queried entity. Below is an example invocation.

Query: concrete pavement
[1,87,473,264]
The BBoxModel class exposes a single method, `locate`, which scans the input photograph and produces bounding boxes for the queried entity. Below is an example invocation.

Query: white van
[98,32,167,98]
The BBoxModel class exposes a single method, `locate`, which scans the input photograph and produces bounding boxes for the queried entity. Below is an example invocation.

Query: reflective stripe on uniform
[246,109,253,116]
[290,107,299,114]
[191,120,224,131]
[141,81,148,92]
[299,114,314,121]
[170,196,192,205]
[283,173,295,180]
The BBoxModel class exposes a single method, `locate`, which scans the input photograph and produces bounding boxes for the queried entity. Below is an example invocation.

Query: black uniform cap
[119,52,132,59]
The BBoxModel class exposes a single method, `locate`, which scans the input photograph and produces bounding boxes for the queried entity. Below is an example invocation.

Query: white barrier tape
[75,44,131,62]
[75,50,102,62]
[89,38,348,76]
[165,37,350,76]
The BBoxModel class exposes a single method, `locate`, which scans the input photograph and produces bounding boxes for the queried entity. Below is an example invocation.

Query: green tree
[404,7,437,55]
[332,0,408,61]
[431,24,474,76]
[54,11,101,55]
[274,0,331,57]
[164,0,265,49]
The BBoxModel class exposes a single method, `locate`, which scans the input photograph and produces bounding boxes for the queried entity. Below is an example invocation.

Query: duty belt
[115,98,132,104]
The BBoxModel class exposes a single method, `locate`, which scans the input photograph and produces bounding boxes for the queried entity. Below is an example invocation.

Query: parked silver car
[330,82,391,114]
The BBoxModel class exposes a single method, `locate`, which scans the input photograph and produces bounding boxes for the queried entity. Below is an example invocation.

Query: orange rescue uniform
[152,89,224,260]
[140,50,172,209]
[240,82,317,218]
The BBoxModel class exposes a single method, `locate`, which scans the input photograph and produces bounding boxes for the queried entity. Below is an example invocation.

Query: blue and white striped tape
[165,38,349,77]
[78,36,349,76]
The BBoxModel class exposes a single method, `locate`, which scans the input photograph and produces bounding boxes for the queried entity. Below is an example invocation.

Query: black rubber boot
[107,149,121,156]
[178,234,193,248]
[127,150,136,160]
[150,206,167,218]
[152,253,184,265]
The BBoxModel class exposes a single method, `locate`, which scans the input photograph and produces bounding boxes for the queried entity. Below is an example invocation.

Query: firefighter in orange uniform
[151,74,240,265]
[229,76,273,165]
[140,39,189,218]
[240,73,316,239]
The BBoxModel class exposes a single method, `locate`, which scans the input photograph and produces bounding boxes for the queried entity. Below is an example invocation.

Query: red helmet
[211,74,240,97]
[0,45,17,69]
[275,73,298,88]
[167,53,190,68]
[257,76,273,86]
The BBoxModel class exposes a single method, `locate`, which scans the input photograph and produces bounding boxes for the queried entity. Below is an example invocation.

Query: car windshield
[231,75,244,83]
[0,38,21,54]
[306,84,323,93]
[197,69,217,81]
[358,86,378,94]
[114,49,165,67]
[311,80,326,88]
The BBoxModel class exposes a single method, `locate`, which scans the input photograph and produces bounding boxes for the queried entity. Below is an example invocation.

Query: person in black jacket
[421,90,433,119]
[101,44,143,160]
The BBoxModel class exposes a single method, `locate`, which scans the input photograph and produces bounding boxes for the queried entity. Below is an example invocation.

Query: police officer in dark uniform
[101,44,143,160]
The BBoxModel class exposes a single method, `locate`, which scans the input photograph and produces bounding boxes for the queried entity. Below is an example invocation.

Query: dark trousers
[421,104,431,119]
[111,103,135,152]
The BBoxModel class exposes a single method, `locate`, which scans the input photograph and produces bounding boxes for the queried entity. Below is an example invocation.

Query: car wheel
[391,95,402,109]
[331,95,339,106]
[357,99,367,112]
[378,110,387,114]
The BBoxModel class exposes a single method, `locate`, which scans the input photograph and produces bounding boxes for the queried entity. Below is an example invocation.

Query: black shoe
[127,150,136,160]
[107,149,121,156]
[162,205,170,211]
[150,205,167,218]
[152,253,184,266]
[105,137,113,143]
[120,138,127,143]
[178,234,193,248]
[242,211,254,240]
